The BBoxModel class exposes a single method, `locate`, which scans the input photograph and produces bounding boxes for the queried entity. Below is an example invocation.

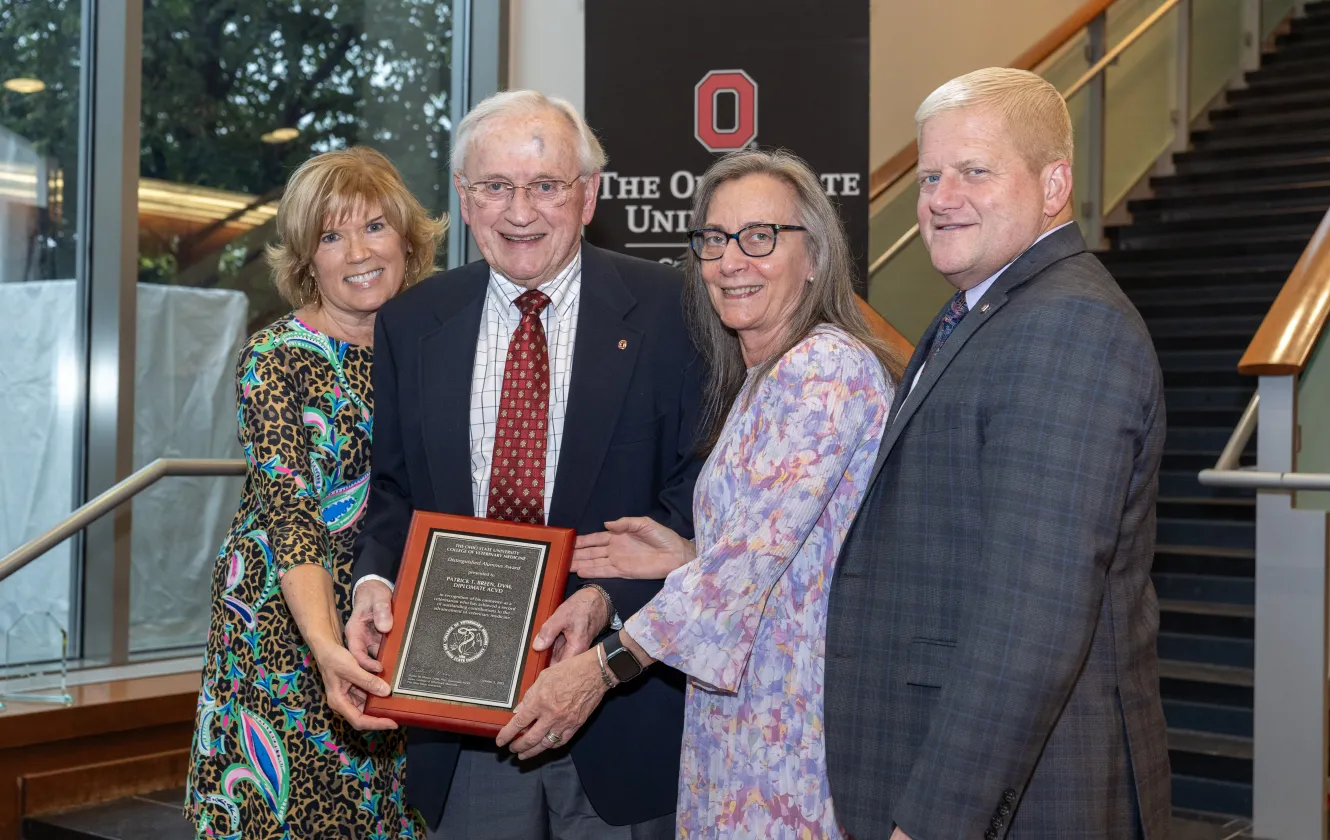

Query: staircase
[1097,1,1330,823]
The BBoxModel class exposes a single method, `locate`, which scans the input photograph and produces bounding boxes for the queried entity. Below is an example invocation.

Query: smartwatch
[601,631,644,683]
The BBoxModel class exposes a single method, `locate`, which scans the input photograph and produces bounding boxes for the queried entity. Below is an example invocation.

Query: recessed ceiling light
[261,127,300,144]
[4,78,46,94]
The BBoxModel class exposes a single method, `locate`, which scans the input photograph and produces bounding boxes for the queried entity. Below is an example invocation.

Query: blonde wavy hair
[266,147,449,307]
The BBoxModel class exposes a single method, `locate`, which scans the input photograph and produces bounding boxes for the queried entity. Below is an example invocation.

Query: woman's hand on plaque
[496,648,606,760]
[311,640,399,731]
[570,517,696,580]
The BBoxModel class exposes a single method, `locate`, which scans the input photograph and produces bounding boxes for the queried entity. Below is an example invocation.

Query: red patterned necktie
[486,289,552,525]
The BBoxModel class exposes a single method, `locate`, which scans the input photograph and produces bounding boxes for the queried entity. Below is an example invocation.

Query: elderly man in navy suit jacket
[339,90,701,840]
[825,68,1171,840]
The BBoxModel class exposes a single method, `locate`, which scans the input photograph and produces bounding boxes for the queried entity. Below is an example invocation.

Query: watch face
[606,646,642,682]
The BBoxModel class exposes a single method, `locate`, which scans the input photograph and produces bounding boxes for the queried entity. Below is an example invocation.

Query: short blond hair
[916,68,1073,171]
[267,146,449,307]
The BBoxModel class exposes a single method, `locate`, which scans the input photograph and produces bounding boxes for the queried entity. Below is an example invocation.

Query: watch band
[601,631,644,683]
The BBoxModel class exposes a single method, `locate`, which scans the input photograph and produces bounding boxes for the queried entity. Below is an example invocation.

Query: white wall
[508,0,584,111]
[869,0,1084,168]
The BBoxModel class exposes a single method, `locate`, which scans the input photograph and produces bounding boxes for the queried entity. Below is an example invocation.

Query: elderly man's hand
[345,580,394,673]
[496,648,608,760]
[532,586,608,664]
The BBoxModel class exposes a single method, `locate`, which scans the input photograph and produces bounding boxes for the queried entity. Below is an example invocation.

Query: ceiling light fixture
[4,78,46,94]
[261,127,300,144]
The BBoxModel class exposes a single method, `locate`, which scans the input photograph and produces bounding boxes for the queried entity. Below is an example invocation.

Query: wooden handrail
[1239,208,1330,376]
[856,295,914,360]
[868,0,1117,204]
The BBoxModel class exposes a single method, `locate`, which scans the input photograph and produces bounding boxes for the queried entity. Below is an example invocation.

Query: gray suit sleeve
[892,298,1159,839]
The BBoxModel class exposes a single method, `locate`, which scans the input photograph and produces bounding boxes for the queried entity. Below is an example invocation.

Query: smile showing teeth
[503,233,543,242]
[344,268,383,284]
[722,285,762,297]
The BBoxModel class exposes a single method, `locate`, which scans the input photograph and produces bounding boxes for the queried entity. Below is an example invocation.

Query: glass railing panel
[1263,0,1298,36]
[1101,0,1181,216]
[1191,0,1246,121]
[130,473,243,656]
[1295,325,1330,511]
[867,177,951,344]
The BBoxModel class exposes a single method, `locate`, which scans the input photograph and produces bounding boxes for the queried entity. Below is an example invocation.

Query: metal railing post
[1241,0,1262,75]
[1082,12,1107,249]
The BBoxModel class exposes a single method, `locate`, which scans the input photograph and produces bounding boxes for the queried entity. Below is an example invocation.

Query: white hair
[915,67,1073,168]
[449,89,608,175]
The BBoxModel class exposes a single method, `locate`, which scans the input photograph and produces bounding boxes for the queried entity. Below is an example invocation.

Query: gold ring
[544,730,562,746]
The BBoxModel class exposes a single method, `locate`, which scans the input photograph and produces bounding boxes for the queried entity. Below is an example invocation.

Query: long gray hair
[684,148,907,453]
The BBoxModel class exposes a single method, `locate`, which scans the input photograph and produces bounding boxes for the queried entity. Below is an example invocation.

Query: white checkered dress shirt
[353,252,582,599]
[469,253,581,519]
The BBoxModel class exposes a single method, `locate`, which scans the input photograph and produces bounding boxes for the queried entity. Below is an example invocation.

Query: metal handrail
[0,458,246,584]
[1197,393,1330,490]
[866,0,1185,279]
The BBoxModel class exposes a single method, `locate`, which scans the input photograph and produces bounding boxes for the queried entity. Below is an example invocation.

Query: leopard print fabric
[185,314,425,839]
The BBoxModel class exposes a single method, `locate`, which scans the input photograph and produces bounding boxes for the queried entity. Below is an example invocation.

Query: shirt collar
[488,247,582,319]
[963,220,1075,311]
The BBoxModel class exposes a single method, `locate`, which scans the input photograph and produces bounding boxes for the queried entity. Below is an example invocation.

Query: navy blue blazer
[353,241,703,828]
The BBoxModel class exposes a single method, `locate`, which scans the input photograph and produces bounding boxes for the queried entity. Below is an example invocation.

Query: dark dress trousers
[825,225,1171,840]
[353,242,702,828]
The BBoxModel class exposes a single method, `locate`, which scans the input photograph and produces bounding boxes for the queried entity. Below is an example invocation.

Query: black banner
[584,1,871,290]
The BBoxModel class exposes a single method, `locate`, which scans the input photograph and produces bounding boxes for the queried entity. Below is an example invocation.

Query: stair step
[1152,160,1330,195]
[1160,599,1254,619]
[21,789,192,840]
[1162,450,1256,472]
[1163,387,1254,411]
[1159,468,1254,500]
[1135,295,1280,320]
[1159,628,1254,668]
[1127,182,1330,219]
[1155,349,1245,373]
[1159,658,1254,687]
[1171,729,1254,762]
[1164,698,1253,739]
[1155,517,1255,553]
[1142,313,1263,338]
[1115,267,1290,294]
[1160,609,1253,645]
[1153,571,1254,604]
[1176,147,1330,175]
[1107,219,1320,250]
[1244,55,1330,81]
[1164,428,1254,454]
[1171,775,1253,820]
[1157,497,1255,522]
[1193,123,1330,152]
[1220,83,1330,114]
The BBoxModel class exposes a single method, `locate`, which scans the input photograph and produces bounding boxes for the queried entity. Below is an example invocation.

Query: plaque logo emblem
[442,619,490,664]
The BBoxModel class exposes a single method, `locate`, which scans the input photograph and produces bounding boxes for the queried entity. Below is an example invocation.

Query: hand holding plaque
[363,511,574,736]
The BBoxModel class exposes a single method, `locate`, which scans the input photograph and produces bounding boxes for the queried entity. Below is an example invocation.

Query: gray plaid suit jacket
[825,224,1171,840]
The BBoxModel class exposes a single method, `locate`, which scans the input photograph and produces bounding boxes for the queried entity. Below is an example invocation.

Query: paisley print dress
[186,315,424,840]
[625,327,892,840]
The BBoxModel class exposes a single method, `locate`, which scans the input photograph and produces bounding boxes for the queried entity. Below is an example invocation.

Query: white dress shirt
[908,221,1074,396]
[355,251,583,597]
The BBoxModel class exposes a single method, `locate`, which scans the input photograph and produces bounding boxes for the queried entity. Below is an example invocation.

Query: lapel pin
[617,339,628,350]
[980,303,990,313]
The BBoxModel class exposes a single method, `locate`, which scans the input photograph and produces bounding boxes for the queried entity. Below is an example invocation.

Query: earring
[807,276,815,283]
[303,270,320,305]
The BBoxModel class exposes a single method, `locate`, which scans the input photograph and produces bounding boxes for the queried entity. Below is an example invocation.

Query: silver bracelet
[594,641,616,689]
[580,583,618,630]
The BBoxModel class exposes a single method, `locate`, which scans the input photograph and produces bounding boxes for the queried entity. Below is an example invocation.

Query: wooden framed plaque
[364,511,574,736]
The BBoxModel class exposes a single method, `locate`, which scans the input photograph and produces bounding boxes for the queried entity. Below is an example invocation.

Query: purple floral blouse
[625,326,892,839]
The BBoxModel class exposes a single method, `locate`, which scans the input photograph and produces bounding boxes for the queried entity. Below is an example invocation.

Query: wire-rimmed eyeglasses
[462,177,584,209]
[687,223,808,260]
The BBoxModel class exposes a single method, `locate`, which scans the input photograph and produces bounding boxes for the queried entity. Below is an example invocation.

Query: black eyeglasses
[687,223,808,260]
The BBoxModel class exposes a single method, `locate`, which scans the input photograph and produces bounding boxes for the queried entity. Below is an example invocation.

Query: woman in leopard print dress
[186,147,446,840]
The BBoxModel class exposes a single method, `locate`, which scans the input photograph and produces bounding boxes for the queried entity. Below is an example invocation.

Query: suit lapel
[418,264,488,514]
[548,243,642,527]
[870,223,1089,482]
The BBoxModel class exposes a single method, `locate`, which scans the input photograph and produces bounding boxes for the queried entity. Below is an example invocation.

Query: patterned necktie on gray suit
[927,290,969,362]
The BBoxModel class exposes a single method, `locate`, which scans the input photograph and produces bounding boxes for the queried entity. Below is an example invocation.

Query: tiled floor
[22,792,1259,840]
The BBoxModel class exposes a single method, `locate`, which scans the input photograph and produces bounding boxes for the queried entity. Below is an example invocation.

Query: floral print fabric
[625,326,892,840]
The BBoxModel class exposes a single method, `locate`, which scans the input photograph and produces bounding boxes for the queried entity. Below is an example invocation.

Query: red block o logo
[694,70,758,152]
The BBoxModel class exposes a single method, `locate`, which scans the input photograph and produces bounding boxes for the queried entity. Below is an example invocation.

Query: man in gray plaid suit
[825,68,1171,840]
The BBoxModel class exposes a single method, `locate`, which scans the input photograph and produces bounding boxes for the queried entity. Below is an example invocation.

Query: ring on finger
[544,730,563,746]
